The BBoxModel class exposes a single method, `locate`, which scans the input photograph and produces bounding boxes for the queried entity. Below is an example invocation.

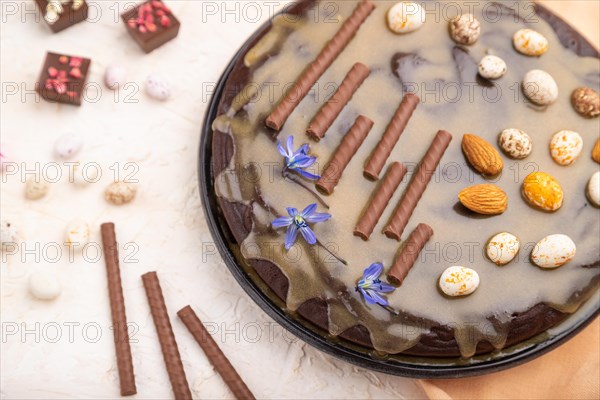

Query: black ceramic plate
[198,5,599,378]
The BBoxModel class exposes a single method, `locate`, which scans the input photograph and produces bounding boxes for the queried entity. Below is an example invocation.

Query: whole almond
[593,138,600,164]
[462,134,504,176]
[458,184,508,215]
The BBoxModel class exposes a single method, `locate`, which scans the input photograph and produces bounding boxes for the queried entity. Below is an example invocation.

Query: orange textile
[420,318,599,400]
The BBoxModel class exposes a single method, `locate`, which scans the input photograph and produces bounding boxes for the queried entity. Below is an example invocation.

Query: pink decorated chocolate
[265,0,375,131]
[354,162,407,240]
[364,93,420,180]
[307,62,371,141]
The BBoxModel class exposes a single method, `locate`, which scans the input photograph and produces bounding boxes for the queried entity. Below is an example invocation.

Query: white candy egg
[478,55,507,80]
[28,271,62,300]
[486,232,520,265]
[387,2,425,34]
[145,73,171,101]
[550,130,583,166]
[522,69,558,106]
[531,234,576,269]
[587,171,600,207]
[439,266,480,297]
[54,133,83,159]
[104,64,128,90]
[65,219,90,247]
[513,29,549,56]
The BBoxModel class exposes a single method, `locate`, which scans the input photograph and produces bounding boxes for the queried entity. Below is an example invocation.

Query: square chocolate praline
[36,52,91,106]
[35,0,88,33]
[121,1,180,54]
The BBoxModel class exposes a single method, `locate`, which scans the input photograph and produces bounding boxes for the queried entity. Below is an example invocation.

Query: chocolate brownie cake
[209,0,600,359]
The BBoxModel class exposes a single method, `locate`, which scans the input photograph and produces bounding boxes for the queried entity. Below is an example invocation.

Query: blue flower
[356,263,395,307]
[278,136,320,180]
[272,203,331,250]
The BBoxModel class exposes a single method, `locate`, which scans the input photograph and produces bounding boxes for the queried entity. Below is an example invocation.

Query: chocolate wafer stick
[266,0,375,131]
[100,223,137,397]
[142,272,192,400]
[307,62,371,141]
[364,93,420,180]
[178,306,256,400]
[354,162,407,240]
[388,223,433,285]
[316,115,374,195]
[384,130,452,240]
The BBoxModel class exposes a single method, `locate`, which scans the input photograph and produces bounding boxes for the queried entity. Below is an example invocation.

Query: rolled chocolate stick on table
[307,62,370,141]
[178,306,256,400]
[100,223,137,396]
[384,130,452,240]
[142,272,192,400]
[316,115,374,195]
[388,223,434,286]
[265,0,375,131]
[364,93,420,180]
[354,162,407,240]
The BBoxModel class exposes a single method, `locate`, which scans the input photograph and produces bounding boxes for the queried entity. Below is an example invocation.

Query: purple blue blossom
[272,203,331,250]
[356,263,395,307]
[278,136,320,180]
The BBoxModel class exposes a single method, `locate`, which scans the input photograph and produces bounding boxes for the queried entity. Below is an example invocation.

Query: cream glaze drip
[214,0,600,358]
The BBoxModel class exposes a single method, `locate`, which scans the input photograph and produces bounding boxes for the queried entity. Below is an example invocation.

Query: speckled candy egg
[486,232,520,265]
[550,130,583,166]
[587,171,600,207]
[439,266,480,297]
[25,178,50,200]
[65,219,90,247]
[531,234,576,269]
[522,172,563,212]
[28,271,62,300]
[513,29,549,56]
[54,133,83,159]
[449,14,481,45]
[1,220,19,248]
[522,70,558,106]
[478,55,507,80]
[498,128,532,159]
[105,181,137,205]
[104,64,128,90]
[386,2,426,34]
[571,87,600,118]
[145,73,171,101]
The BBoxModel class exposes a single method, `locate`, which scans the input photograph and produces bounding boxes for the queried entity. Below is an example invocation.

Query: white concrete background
[0,1,427,398]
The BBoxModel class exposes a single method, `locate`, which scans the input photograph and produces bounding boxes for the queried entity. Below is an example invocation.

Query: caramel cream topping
[214,0,599,358]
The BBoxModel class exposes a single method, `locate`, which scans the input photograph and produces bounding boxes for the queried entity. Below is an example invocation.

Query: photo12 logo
[1,161,139,185]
